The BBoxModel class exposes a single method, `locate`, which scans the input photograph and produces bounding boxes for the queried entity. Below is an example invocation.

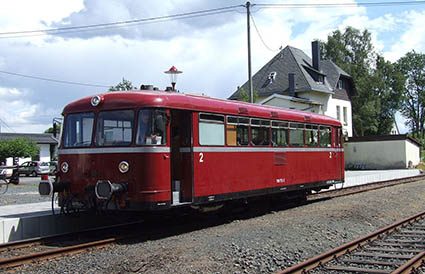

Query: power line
[0,5,244,39]
[0,117,16,133]
[250,13,281,52]
[255,1,425,9]
[0,70,110,88]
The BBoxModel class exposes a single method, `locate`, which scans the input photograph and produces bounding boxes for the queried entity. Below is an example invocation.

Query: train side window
[319,126,331,147]
[250,118,270,146]
[238,117,249,146]
[199,113,225,146]
[289,123,304,147]
[271,121,288,146]
[226,116,249,146]
[305,125,318,147]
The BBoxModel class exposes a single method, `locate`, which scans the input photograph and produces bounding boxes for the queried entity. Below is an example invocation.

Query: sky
[0,0,424,133]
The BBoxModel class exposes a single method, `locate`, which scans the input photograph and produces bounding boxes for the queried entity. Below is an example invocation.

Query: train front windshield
[62,109,167,148]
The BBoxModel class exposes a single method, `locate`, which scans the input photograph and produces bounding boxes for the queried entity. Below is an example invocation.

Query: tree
[397,50,425,139]
[0,138,39,160]
[238,87,259,103]
[44,123,61,135]
[321,27,403,136]
[109,78,136,91]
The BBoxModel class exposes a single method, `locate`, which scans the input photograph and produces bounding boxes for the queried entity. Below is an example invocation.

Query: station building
[0,133,58,165]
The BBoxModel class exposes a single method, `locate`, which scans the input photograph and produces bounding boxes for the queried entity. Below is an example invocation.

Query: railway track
[0,220,147,269]
[308,174,425,201]
[277,210,425,274]
[1,174,424,270]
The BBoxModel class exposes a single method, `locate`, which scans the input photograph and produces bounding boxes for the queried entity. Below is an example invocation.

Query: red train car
[39,89,344,212]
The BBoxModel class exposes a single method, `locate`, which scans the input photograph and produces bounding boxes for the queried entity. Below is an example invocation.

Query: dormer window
[337,79,344,89]
[317,75,324,84]
[268,72,277,83]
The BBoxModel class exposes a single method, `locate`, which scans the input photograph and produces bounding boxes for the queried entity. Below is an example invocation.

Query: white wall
[38,144,51,163]
[327,97,353,137]
[405,140,421,167]
[4,144,51,166]
[344,139,420,169]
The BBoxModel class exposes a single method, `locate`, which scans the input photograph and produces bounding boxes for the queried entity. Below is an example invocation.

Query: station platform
[0,169,423,244]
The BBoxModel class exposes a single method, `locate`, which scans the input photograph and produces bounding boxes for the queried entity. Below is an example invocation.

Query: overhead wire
[250,13,281,52]
[0,117,16,133]
[0,5,244,39]
[255,1,425,9]
[0,70,110,88]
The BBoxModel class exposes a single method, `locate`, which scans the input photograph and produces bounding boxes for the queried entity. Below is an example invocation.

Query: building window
[318,75,324,84]
[337,79,344,89]
[336,106,341,121]
[343,107,348,126]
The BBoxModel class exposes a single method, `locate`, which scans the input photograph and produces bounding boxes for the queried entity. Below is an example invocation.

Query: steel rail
[392,251,425,274]
[0,219,146,269]
[0,237,117,268]
[309,174,425,200]
[276,210,425,274]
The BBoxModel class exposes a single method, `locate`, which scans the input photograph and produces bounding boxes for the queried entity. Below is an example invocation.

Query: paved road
[15,176,55,186]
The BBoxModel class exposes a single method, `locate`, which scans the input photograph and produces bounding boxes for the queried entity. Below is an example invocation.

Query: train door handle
[163,154,169,159]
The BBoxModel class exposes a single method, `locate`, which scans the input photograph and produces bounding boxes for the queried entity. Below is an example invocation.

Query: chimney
[288,73,295,97]
[312,40,320,71]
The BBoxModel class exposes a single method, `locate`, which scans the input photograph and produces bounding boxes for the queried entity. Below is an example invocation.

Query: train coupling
[39,175,69,196]
[95,180,128,199]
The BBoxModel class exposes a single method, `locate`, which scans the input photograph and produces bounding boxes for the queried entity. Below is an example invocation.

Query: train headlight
[118,161,129,173]
[91,95,103,107]
[61,162,69,173]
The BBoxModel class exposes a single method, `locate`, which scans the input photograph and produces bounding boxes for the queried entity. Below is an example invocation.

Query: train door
[170,110,193,205]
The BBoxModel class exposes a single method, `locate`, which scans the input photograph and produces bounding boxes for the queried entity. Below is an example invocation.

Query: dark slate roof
[228,45,356,100]
[0,133,58,144]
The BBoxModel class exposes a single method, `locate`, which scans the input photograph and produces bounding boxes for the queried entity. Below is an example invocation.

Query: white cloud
[0,0,424,134]
[384,10,425,62]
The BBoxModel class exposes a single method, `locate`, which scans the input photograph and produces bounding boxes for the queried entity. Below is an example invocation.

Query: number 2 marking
[199,152,204,163]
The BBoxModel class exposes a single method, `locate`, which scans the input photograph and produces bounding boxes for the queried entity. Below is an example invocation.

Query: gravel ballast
[10,179,425,274]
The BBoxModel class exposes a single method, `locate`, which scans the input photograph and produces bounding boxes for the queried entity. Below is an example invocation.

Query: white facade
[326,97,353,137]
[259,93,353,137]
[5,143,52,166]
[344,138,420,169]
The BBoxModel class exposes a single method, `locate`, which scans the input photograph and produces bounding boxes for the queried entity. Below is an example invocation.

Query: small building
[229,41,357,137]
[344,135,421,170]
[0,133,58,165]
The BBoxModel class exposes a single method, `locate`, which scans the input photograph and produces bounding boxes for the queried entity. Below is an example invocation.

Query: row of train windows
[198,113,334,147]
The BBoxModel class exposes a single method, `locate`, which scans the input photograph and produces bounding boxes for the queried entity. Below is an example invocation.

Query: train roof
[63,90,341,126]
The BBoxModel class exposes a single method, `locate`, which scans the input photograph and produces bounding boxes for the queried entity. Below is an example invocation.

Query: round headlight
[61,162,69,173]
[91,95,103,107]
[118,161,129,173]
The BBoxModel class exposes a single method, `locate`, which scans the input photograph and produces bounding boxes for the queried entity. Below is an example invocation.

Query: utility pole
[246,1,253,103]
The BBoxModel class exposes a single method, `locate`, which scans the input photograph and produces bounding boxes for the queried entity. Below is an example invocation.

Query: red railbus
[39,90,344,212]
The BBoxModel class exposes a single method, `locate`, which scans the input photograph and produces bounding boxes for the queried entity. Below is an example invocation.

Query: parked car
[49,161,58,175]
[17,161,49,177]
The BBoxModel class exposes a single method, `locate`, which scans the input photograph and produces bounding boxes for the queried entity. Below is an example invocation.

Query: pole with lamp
[164,66,183,91]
